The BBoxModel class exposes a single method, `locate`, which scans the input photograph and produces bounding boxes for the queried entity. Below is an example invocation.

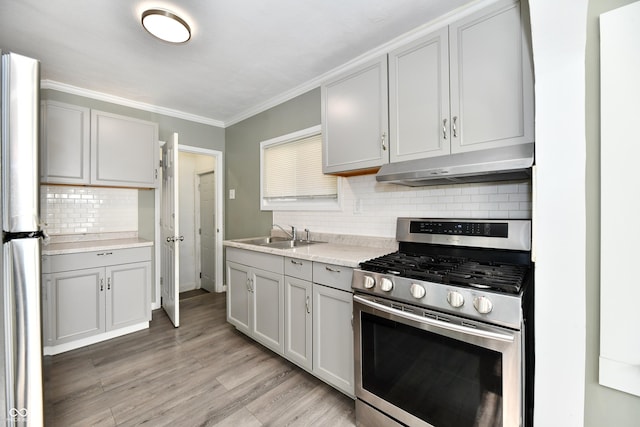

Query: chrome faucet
[273,224,296,240]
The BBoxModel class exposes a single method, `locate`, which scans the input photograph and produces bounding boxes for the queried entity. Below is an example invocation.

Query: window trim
[260,125,341,211]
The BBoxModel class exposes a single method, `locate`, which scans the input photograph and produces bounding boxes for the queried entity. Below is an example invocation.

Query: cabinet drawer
[43,247,152,273]
[312,262,353,292]
[226,247,283,274]
[285,257,312,281]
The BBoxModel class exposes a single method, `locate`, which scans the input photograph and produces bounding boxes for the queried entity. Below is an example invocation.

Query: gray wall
[224,88,320,240]
[584,0,640,425]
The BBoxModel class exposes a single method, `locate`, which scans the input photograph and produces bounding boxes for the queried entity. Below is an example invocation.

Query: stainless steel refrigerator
[0,52,44,426]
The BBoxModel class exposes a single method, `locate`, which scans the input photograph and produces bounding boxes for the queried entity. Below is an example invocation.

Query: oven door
[354,294,523,427]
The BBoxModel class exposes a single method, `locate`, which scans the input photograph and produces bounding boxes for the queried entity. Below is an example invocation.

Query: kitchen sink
[241,236,291,245]
[263,239,324,249]
[239,236,325,249]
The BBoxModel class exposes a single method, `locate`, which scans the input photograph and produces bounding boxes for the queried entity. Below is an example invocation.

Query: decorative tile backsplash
[41,185,138,235]
[273,175,532,238]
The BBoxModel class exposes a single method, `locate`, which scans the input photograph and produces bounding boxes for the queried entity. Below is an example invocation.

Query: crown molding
[41,0,496,129]
[40,80,225,128]
[225,0,496,127]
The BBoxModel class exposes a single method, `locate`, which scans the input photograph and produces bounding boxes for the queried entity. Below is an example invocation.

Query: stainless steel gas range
[352,218,534,427]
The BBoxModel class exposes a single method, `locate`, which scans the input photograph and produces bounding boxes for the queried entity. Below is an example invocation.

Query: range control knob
[363,276,375,289]
[473,296,493,314]
[380,278,394,292]
[447,291,464,308]
[409,283,426,299]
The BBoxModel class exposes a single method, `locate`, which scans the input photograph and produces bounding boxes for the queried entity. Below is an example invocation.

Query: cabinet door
[389,28,451,161]
[91,110,158,188]
[313,284,354,396]
[50,267,105,344]
[226,261,251,335]
[252,268,285,355]
[449,0,534,153]
[284,276,312,370]
[40,100,90,184]
[41,274,53,346]
[322,55,389,174]
[106,262,151,331]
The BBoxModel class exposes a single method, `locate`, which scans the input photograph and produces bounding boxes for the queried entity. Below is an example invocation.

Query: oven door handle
[353,295,515,343]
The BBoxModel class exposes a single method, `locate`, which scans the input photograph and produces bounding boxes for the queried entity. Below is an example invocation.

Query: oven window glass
[361,312,503,427]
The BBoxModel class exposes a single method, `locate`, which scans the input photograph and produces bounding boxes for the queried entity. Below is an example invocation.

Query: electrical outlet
[229,189,236,199]
[354,198,363,214]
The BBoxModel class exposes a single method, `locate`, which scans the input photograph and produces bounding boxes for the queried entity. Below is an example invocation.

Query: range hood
[376,143,534,186]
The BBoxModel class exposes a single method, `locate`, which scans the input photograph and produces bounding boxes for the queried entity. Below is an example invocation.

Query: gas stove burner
[352,218,533,331]
[358,251,529,295]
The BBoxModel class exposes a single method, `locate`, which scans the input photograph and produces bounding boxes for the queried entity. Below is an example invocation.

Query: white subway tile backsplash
[273,174,532,238]
[41,185,138,235]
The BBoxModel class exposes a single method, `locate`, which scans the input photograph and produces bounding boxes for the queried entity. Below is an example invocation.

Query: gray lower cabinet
[43,267,105,345]
[42,247,152,352]
[227,248,355,396]
[226,248,285,355]
[284,257,313,371]
[312,262,354,397]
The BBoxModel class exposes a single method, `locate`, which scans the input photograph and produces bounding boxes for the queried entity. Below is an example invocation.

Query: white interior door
[161,133,180,327]
[199,171,216,292]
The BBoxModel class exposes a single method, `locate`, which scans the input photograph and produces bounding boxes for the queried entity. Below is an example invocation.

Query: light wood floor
[46,291,356,426]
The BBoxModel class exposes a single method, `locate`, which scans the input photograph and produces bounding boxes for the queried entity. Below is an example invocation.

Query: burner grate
[359,251,529,294]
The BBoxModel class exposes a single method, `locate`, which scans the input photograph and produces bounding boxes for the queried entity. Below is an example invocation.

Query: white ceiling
[0,0,474,127]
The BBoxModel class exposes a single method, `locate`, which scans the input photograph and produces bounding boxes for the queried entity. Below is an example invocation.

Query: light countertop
[224,237,395,268]
[42,237,154,256]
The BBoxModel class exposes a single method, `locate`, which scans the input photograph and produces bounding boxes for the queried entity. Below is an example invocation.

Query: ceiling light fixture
[141,9,191,43]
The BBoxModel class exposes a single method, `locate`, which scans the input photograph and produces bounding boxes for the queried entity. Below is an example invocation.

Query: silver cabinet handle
[100,278,104,292]
[107,278,111,291]
[166,236,185,243]
[306,296,311,314]
[452,116,458,138]
[381,132,387,151]
[178,236,184,242]
[443,118,448,139]
[166,237,173,243]
[97,252,113,256]
[290,259,303,266]
[325,266,341,273]
[246,278,251,292]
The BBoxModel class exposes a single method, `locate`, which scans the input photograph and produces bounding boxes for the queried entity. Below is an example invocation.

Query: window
[260,125,339,211]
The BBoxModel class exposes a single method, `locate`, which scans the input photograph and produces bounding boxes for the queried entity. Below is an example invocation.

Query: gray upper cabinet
[40,101,91,184]
[322,55,389,175]
[448,0,534,153]
[389,28,450,162]
[91,110,159,188]
[40,102,159,188]
[327,0,533,172]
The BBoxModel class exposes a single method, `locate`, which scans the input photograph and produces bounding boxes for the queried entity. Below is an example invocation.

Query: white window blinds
[262,133,337,200]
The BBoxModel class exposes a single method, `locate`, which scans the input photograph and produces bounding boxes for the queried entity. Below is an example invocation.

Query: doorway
[197,171,216,292]
[178,152,214,293]
[153,143,224,311]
